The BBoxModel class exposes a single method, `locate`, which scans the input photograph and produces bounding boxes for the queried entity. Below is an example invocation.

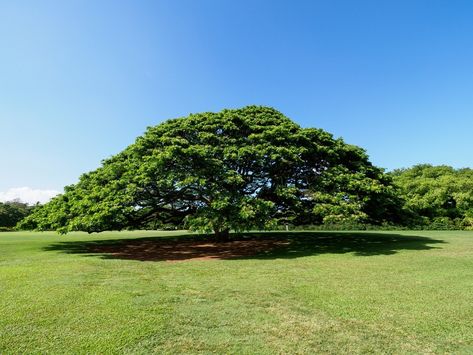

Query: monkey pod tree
[21,106,399,239]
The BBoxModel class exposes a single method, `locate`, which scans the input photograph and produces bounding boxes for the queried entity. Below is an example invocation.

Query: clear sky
[1,0,473,203]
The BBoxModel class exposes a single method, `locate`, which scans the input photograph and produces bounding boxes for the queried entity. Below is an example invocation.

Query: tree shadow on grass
[43,231,445,262]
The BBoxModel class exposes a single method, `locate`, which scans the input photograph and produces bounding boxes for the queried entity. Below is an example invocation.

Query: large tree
[21,106,400,238]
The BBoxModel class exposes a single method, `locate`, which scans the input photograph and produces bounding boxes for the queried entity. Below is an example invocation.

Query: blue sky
[1,0,473,202]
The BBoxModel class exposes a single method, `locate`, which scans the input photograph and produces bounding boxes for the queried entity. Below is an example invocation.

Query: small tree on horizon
[20,106,400,239]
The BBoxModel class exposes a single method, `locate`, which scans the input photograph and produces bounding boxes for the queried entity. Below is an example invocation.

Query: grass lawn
[1,230,473,353]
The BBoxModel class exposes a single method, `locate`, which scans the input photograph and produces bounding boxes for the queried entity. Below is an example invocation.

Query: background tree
[21,106,400,238]
[391,164,473,228]
[0,200,34,230]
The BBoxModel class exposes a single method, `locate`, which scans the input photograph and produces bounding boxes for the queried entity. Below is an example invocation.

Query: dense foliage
[0,201,34,231]
[20,106,400,237]
[391,165,473,230]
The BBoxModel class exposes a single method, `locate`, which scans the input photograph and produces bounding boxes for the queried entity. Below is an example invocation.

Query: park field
[1,230,473,353]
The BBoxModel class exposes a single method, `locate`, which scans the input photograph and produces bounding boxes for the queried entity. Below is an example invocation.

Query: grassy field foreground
[1,230,473,353]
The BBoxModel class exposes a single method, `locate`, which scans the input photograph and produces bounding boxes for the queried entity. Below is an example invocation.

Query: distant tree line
[389,164,473,230]
[0,201,36,231]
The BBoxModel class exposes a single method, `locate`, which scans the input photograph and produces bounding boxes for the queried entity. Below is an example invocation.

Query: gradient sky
[1,0,473,202]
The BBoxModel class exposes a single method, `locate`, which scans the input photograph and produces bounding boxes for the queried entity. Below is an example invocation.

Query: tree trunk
[214,228,230,242]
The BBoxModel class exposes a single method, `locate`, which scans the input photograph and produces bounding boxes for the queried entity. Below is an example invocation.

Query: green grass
[1,230,473,353]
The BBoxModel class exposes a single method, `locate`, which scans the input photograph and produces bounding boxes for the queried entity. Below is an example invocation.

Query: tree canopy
[21,106,400,237]
[391,164,473,229]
